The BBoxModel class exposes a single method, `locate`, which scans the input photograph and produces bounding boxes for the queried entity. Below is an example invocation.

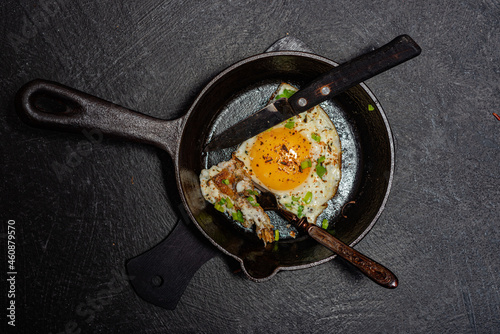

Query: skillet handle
[298,221,398,289]
[288,34,421,112]
[15,79,181,156]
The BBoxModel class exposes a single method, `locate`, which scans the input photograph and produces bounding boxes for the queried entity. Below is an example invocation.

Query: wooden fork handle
[297,220,398,289]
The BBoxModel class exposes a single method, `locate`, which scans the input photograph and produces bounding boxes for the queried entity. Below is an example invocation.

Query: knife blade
[204,34,421,151]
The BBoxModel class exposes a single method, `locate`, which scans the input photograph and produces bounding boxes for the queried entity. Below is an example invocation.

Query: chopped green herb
[222,179,229,185]
[214,203,225,212]
[300,158,312,170]
[303,191,313,204]
[226,198,233,209]
[274,229,280,241]
[316,164,327,178]
[285,203,292,208]
[275,88,296,100]
[285,120,295,129]
[368,104,375,111]
[292,195,301,202]
[311,133,321,142]
[316,156,327,178]
[246,189,259,196]
[322,219,329,229]
[247,196,260,207]
[218,198,226,205]
[232,210,244,223]
[297,205,304,218]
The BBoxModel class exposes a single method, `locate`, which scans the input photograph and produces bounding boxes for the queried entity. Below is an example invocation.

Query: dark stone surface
[1,1,499,333]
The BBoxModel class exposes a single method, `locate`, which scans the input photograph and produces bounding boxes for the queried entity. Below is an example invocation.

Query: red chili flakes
[493,113,500,121]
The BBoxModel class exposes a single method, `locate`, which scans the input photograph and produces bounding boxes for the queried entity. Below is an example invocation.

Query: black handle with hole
[126,220,218,310]
[15,79,181,155]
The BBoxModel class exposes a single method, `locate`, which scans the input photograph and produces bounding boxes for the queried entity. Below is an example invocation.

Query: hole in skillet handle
[15,79,85,128]
[31,90,81,115]
[151,275,164,288]
[15,78,182,155]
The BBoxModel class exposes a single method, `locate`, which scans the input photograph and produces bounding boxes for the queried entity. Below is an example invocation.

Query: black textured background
[1,1,499,333]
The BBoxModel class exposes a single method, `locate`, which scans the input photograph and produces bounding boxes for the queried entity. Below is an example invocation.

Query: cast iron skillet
[15,51,395,284]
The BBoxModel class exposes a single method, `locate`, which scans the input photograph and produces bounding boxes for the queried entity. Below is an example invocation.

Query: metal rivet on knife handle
[321,86,331,95]
[298,98,307,107]
[288,35,421,114]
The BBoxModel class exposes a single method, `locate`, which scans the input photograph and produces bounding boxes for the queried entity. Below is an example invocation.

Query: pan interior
[177,52,393,280]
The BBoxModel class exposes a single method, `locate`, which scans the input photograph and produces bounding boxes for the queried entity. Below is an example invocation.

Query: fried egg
[234,83,341,224]
[199,83,341,243]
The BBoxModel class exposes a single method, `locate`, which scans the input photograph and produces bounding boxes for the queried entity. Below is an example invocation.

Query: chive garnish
[246,189,259,196]
[316,164,326,178]
[214,203,225,212]
[232,210,244,223]
[311,133,321,142]
[300,158,312,170]
[316,156,327,178]
[297,205,304,218]
[275,88,295,100]
[303,191,312,204]
[222,179,229,185]
[322,219,329,229]
[247,196,260,207]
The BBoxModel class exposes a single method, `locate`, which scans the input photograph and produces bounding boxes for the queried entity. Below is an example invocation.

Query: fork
[256,190,398,289]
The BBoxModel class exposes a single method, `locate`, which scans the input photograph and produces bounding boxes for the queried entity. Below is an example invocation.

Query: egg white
[199,158,275,243]
[234,83,341,224]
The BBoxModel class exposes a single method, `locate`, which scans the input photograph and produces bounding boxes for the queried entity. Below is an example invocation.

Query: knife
[204,34,421,151]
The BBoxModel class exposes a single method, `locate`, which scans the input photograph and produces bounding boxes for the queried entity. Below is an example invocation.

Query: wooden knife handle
[288,34,421,112]
[303,222,398,288]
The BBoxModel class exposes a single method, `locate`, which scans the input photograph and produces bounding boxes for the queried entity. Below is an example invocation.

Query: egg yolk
[249,127,311,191]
